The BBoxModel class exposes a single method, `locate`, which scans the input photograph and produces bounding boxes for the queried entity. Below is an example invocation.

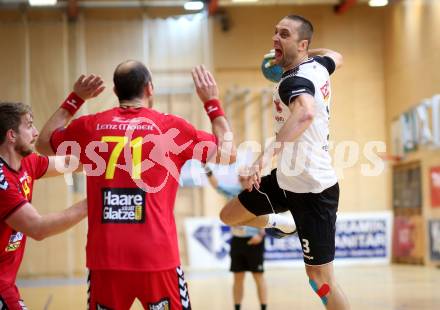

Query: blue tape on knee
[309,279,329,306]
[309,279,318,291]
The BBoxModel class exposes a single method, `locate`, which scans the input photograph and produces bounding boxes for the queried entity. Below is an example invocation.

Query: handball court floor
[19,264,440,310]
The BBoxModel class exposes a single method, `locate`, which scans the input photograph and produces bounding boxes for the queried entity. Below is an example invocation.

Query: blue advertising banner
[335,217,389,259]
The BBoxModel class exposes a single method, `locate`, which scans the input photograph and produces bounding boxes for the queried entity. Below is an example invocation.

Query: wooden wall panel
[0,21,25,102]
[384,1,440,264]
[19,18,76,277]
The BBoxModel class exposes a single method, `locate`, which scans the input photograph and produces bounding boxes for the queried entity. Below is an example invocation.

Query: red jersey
[50,107,216,271]
[0,154,48,290]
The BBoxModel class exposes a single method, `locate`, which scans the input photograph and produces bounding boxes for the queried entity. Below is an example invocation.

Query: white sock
[265,213,296,233]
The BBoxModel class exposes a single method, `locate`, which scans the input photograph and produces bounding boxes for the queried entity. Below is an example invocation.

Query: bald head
[113,60,152,102]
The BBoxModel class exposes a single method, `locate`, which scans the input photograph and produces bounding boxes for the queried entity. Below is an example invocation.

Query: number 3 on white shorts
[301,238,311,254]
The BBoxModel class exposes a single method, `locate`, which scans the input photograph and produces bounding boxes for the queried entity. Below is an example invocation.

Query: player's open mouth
[274,48,282,59]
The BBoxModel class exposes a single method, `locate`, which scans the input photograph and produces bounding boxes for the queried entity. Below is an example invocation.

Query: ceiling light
[368,0,388,7]
[232,0,259,3]
[29,0,57,6]
[184,1,204,11]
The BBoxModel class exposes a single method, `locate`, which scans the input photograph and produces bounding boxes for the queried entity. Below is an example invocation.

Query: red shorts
[0,284,27,310]
[88,266,191,310]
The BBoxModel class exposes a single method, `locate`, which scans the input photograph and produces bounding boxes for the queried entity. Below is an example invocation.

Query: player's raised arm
[308,48,343,71]
[36,74,105,155]
[192,65,236,164]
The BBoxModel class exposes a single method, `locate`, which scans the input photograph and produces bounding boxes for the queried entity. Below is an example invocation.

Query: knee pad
[309,279,330,306]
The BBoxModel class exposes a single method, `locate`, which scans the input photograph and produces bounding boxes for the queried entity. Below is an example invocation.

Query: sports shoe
[265,227,297,239]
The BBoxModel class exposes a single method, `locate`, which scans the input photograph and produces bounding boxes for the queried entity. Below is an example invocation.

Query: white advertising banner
[185,211,393,269]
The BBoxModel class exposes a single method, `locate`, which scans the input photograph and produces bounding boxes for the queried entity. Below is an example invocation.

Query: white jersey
[273,56,337,193]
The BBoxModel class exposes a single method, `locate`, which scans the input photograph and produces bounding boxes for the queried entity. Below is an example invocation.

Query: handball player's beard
[280,49,299,70]
[15,140,34,157]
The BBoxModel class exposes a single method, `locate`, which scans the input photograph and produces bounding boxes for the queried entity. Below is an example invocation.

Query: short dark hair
[0,102,32,144]
[113,60,152,102]
[286,15,314,47]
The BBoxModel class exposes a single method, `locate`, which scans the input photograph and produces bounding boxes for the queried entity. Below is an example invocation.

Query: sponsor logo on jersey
[320,80,330,100]
[102,188,145,224]
[19,173,31,200]
[6,232,24,252]
[96,122,154,131]
[0,163,8,190]
[96,123,118,130]
[95,117,156,131]
[148,298,170,310]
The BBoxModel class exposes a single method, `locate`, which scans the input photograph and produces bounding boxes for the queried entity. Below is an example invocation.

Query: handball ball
[261,57,283,83]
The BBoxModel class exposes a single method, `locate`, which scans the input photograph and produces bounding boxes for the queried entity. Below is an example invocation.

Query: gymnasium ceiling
[0,0,372,9]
